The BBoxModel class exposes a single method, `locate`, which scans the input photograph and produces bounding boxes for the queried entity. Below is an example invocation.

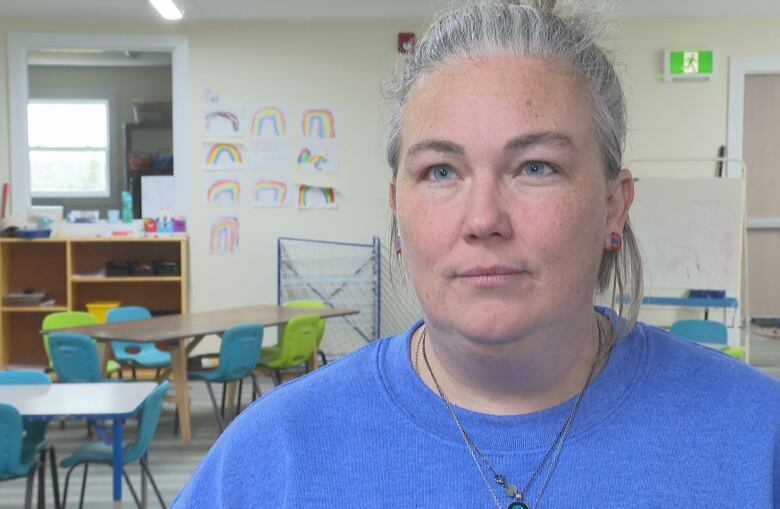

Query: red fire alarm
[398,32,416,54]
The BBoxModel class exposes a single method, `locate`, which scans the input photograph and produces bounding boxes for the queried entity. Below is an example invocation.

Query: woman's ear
[604,168,634,249]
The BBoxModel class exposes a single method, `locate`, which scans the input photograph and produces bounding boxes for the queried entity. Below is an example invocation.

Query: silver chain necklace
[414,318,606,509]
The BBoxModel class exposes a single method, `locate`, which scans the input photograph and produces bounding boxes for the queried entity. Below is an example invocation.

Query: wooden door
[743,74,780,318]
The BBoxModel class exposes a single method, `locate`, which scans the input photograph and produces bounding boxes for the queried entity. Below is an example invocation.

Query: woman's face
[391,53,632,344]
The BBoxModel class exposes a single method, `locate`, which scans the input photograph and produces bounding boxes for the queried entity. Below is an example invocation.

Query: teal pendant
[508,502,529,509]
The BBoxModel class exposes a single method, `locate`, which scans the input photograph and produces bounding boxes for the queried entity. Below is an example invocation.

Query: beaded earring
[610,231,622,252]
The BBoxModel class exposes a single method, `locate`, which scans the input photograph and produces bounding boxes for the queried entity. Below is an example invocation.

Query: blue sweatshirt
[173,312,780,508]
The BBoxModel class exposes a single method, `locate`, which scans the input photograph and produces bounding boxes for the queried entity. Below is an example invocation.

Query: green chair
[282,300,328,366]
[260,314,321,385]
[42,311,121,378]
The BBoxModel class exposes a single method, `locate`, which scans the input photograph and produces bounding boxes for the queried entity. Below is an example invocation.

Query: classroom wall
[614,17,780,177]
[1,14,780,345]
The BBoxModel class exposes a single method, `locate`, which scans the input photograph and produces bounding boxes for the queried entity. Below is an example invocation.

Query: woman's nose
[461,176,513,241]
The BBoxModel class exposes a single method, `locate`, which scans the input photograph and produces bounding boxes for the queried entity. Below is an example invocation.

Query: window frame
[7,33,190,217]
[28,97,112,199]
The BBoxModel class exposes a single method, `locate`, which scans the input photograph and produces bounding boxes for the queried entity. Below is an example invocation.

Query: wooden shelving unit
[0,237,188,368]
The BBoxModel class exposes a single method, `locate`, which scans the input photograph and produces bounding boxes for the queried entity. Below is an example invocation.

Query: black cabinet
[123,122,173,218]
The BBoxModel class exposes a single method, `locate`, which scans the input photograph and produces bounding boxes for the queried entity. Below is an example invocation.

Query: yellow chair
[41,311,122,377]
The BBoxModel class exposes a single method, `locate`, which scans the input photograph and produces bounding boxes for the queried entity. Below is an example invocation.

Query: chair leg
[49,446,61,509]
[235,378,244,418]
[172,405,179,436]
[37,448,45,509]
[155,368,161,379]
[319,350,328,366]
[204,381,225,432]
[272,369,281,386]
[121,468,143,509]
[78,463,89,509]
[61,464,78,509]
[24,465,36,509]
[251,374,262,401]
[220,383,227,421]
[140,457,167,508]
[131,366,137,380]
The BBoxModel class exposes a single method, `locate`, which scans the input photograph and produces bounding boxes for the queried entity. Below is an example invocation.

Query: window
[27,100,110,197]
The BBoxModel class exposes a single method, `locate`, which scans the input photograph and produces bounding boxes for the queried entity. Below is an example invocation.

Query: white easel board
[630,177,744,293]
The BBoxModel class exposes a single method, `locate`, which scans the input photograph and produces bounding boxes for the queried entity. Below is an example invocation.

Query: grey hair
[385,0,642,343]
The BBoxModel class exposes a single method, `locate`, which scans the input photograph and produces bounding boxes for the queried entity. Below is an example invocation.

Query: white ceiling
[2,0,780,22]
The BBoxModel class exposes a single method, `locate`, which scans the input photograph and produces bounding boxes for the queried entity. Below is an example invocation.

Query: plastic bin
[86,301,121,323]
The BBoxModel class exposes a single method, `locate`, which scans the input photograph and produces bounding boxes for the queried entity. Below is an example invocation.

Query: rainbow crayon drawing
[297,148,328,171]
[204,143,244,169]
[252,179,289,207]
[210,216,239,254]
[206,178,240,206]
[251,107,286,137]
[297,184,337,209]
[294,139,338,173]
[301,108,336,138]
[204,109,242,136]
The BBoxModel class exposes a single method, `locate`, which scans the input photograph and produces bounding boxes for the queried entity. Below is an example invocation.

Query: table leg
[98,343,109,378]
[225,381,238,416]
[112,419,123,508]
[308,349,318,372]
[170,338,192,442]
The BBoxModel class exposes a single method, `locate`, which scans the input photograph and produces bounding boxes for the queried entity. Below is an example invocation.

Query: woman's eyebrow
[405,139,465,160]
[504,132,576,152]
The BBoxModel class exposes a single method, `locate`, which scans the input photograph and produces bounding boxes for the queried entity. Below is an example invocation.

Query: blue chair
[107,306,171,380]
[0,403,43,509]
[187,324,264,432]
[48,333,104,383]
[60,381,170,509]
[670,319,728,344]
[0,370,59,508]
[669,319,745,360]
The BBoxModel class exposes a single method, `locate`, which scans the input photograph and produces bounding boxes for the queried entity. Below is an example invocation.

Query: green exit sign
[663,50,716,82]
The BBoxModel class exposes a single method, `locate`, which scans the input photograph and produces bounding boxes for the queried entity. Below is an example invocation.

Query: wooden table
[45,305,358,442]
[0,382,157,508]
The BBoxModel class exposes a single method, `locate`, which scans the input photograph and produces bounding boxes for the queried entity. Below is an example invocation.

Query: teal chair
[187,324,264,432]
[0,403,42,509]
[48,333,105,383]
[107,306,171,379]
[669,319,744,360]
[260,314,320,385]
[42,311,121,378]
[0,370,59,508]
[283,300,328,366]
[60,381,170,509]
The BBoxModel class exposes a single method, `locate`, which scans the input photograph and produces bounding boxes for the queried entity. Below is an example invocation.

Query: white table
[0,382,157,507]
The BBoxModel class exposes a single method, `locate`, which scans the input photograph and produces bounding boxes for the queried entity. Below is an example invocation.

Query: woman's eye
[425,165,457,182]
[520,161,554,177]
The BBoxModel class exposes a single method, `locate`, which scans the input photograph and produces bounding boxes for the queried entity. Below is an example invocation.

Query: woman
[174,1,780,507]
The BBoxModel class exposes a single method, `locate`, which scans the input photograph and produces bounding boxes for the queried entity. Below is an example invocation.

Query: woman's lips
[457,266,524,288]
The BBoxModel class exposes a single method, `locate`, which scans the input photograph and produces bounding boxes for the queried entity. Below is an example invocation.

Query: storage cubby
[0,237,188,368]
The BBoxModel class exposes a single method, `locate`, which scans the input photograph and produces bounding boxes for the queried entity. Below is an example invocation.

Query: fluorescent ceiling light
[148,0,183,21]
